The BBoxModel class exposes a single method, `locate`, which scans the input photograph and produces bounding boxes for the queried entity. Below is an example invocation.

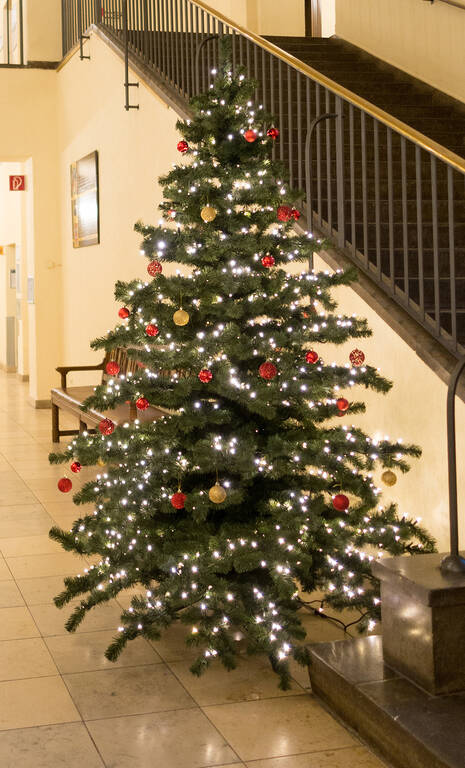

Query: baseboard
[16,373,29,382]
[0,362,17,373]
[28,397,52,410]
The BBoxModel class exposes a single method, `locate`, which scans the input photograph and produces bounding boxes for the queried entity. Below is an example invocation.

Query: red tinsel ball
[99,418,115,436]
[291,208,301,220]
[70,461,82,473]
[244,129,257,143]
[333,493,350,511]
[177,140,189,153]
[136,397,149,410]
[171,491,187,509]
[106,361,120,376]
[198,369,213,383]
[267,127,279,140]
[349,349,365,367]
[277,205,293,222]
[145,324,159,337]
[118,307,130,319]
[336,397,349,412]
[58,477,72,493]
[259,362,278,380]
[147,260,163,277]
[305,350,319,364]
[261,254,275,268]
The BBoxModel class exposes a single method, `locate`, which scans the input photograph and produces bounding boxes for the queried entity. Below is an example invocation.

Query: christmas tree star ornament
[333,493,350,511]
[177,140,189,153]
[147,260,163,276]
[349,349,365,367]
[118,307,130,319]
[200,205,217,223]
[70,461,82,473]
[145,324,159,337]
[98,418,115,436]
[261,254,275,268]
[106,361,120,376]
[336,397,349,412]
[305,350,319,364]
[58,477,72,493]
[382,469,397,487]
[259,361,278,380]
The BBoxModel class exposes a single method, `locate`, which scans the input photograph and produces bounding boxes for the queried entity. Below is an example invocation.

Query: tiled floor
[0,370,387,767]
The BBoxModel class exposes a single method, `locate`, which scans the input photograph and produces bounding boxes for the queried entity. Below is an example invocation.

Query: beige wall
[335,0,465,103]
[23,0,62,62]
[206,0,306,36]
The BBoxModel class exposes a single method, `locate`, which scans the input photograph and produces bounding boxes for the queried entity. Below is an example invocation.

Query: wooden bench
[51,347,163,442]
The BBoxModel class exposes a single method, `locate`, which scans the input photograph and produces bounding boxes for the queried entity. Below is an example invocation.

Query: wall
[23,0,62,62]
[206,0,306,36]
[335,0,465,104]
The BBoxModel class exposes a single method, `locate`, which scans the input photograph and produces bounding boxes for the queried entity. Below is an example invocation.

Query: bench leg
[52,403,60,443]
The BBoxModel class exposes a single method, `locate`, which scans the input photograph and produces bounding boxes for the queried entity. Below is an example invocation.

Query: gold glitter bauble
[208,483,227,504]
[381,469,397,487]
[201,205,217,223]
[97,458,105,467]
[173,308,190,326]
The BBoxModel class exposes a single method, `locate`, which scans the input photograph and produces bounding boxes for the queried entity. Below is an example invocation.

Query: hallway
[0,369,385,767]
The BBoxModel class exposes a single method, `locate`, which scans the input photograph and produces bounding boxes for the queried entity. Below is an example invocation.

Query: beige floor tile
[149,620,206,662]
[46,630,161,674]
[0,560,11,580]
[0,489,39,506]
[0,637,58,681]
[0,506,53,538]
[64,663,195,720]
[169,655,305,706]
[203,695,356,762]
[0,722,104,768]
[6,552,87,580]
[16,575,68,605]
[29,601,123,636]
[244,746,387,767]
[0,606,40,641]
[0,581,24,608]
[0,676,80,730]
[48,513,79,531]
[87,708,239,767]
[0,535,61,558]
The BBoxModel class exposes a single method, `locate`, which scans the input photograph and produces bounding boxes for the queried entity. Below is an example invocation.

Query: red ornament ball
[167,208,176,219]
[58,477,72,493]
[333,493,350,511]
[259,362,278,380]
[171,491,187,509]
[118,307,130,319]
[277,205,293,222]
[177,140,189,153]
[147,260,162,277]
[136,397,149,411]
[244,129,257,143]
[267,127,279,140]
[305,350,319,364]
[106,361,120,376]
[336,397,349,413]
[98,418,115,436]
[70,461,82,474]
[198,369,213,383]
[349,349,365,367]
[145,324,159,337]
[261,254,275,268]
[291,208,301,220]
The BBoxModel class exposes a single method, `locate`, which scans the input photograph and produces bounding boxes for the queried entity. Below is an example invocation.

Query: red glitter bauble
[171,491,187,509]
[147,260,163,277]
[267,127,279,140]
[106,361,120,376]
[291,208,301,220]
[259,362,278,380]
[177,140,189,153]
[136,397,149,410]
[198,369,213,383]
[145,324,159,337]
[244,129,257,143]
[261,254,275,268]
[305,350,319,364]
[58,477,72,493]
[118,307,130,319]
[333,493,350,511]
[349,349,365,367]
[98,418,115,436]
[70,461,81,474]
[336,397,349,413]
[277,205,293,222]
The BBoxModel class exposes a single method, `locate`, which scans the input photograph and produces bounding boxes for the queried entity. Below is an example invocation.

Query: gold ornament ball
[173,308,190,326]
[201,205,217,223]
[208,483,227,504]
[381,469,397,487]
[97,458,105,467]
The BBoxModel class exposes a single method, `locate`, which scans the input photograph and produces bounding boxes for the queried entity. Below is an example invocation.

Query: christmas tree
[50,51,435,688]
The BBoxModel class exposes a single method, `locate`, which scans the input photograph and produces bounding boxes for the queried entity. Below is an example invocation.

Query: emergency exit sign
[9,175,25,191]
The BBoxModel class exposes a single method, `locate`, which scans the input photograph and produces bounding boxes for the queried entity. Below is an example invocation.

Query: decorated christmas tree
[50,51,435,688]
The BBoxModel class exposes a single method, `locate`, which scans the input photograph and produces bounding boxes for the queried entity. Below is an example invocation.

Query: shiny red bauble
[106,361,120,376]
[244,129,257,143]
[349,349,365,367]
[267,127,279,139]
[277,205,293,222]
[198,369,213,383]
[70,461,82,473]
[171,491,187,509]
[167,209,176,219]
[118,307,130,319]
[259,362,278,380]
[336,397,349,413]
[291,208,301,220]
[261,254,275,268]
[305,350,319,364]
[145,324,159,337]
[58,477,72,493]
[136,397,149,410]
[333,493,350,511]
[147,260,163,277]
[98,418,115,436]
[177,140,189,153]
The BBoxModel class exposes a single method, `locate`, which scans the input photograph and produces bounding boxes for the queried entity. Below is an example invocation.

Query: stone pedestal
[372,552,465,695]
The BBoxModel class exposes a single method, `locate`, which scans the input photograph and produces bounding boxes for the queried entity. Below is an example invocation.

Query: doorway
[0,243,18,372]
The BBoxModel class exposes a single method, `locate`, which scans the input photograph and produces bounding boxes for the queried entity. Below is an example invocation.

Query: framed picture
[70,150,100,248]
